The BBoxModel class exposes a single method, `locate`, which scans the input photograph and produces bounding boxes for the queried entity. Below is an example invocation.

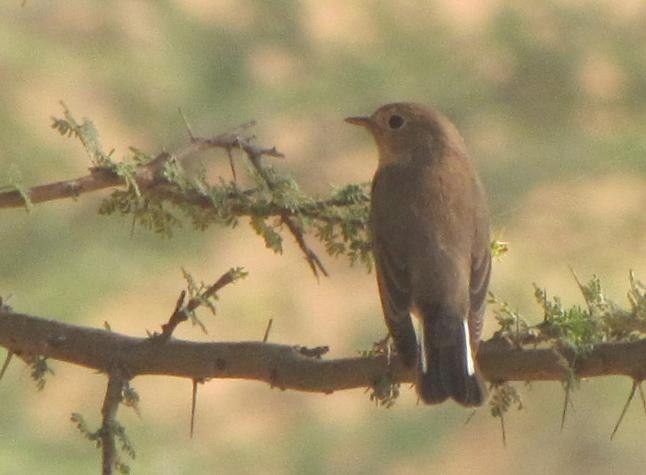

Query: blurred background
[1,1,645,473]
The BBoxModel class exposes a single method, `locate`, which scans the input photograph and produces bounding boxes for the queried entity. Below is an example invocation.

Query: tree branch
[0,169,123,209]
[0,134,282,210]
[101,372,125,475]
[0,120,369,271]
[2,309,645,397]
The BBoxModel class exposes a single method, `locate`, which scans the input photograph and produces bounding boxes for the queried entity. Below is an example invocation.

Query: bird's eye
[388,114,405,129]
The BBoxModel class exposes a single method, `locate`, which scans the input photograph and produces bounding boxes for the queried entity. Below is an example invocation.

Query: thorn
[464,410,477,426]
[129,213,137,239]
[178,108,195,141]
[499,412,507,447]
[226,147,238,183]
[638,382,646,416]
[262,318,273,343]
[560,381,571,431]
[174,290,187,313]
[610,379,638,440]
[0,351,14,380]
[190,379,201,439]
[569,265,583,290]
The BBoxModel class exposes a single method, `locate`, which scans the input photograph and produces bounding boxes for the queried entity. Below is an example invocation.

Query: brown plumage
[346,103,491,406]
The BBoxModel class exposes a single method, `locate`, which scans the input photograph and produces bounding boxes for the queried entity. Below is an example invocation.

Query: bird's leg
[372,333,393,365]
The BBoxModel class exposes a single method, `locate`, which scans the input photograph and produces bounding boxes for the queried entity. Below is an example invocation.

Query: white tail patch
[418,320,428,374]
[463,319,475,376]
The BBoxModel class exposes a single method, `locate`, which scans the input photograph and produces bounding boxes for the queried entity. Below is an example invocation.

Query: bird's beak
[344,116,374,128]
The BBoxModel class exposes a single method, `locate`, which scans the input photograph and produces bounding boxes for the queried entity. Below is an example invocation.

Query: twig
[282,217,329,278]
[190,378,201,438]
[159,290,187,339]
[158,269,238,340]
[0,169,123,209]
[178,108,195,141]
[226,147,238,183]
[245,150,328,278]
[262,319,273,343]
[464,410,477,425]
[101,371,126,475]
[0,350,13,380]
[639,383,646,416]
[560,379,575,431]
[0,132,282,210]
[499,411,507,447]
[610,379,638,440]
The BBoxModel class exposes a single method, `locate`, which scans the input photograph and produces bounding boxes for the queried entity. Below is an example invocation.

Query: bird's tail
[416,316,486,406]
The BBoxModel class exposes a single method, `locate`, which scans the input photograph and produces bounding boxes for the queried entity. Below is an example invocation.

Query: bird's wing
[373,239,410,318]
[370,166,413,319]
[468,245,491,348]
[370,165,418,367]
[373,239,418,368]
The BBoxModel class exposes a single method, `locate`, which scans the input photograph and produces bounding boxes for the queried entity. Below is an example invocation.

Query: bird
[345,103,491,406]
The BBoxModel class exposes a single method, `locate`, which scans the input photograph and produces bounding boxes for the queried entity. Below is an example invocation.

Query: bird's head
[345,102,466,166]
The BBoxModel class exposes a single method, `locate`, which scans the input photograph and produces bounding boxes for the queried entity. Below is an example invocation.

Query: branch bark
[2,309,645,396]
[0,134,282,210]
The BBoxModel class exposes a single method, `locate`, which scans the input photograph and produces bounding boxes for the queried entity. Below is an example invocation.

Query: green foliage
[488,272,646,432]
[99,189,181,237]
[70,382,139,474]
[490,239,509,259]
[121,382,141,417]
[70,413,101,447]
[52,107,193,240]
[627,270,646,320]
[0,164,32,211]
[489,382,523,444]
[112,421,136,464]
[51,102,113,167]
[71,413,134,474]
[311,183,372,269]
[489,382,523,419]
[30,355,53,391]
[180,267,248,332]
[52,106,373,268]
[490,272,646,355]
[369,374,400,408]
[181,269,213,333]
[250,215,283,253]
[488,292,534,344]
[534,285,600,356]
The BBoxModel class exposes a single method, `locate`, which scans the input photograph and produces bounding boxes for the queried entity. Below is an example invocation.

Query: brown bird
[346,103,491,406]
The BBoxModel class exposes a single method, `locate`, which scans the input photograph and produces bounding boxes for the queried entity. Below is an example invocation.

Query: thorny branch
[0,132,280,210]
[2,309,646,395]
[0,111,368,277]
